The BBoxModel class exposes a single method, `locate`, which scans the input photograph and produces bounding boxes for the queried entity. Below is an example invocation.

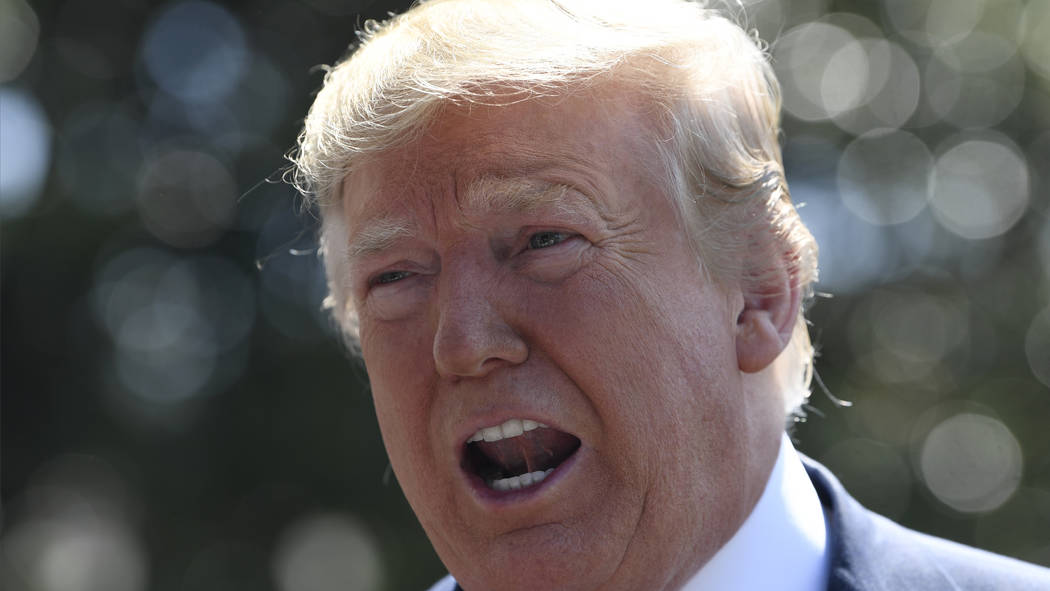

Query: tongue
[474,428,580,476]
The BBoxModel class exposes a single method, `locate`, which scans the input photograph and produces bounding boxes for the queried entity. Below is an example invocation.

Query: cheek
[360,324,439,471]
[525,264,737,455]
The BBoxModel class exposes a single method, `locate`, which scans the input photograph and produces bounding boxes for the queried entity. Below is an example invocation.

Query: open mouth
[462,418,581,492]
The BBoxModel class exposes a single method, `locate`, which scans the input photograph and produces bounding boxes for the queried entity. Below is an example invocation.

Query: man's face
[341,90,783,590]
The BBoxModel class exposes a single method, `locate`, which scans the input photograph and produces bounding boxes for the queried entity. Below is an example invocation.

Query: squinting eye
[373,270,413,285]
[528,231,569,250]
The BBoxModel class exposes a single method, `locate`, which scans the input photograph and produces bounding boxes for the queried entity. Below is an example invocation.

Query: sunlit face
[341,89,784,590]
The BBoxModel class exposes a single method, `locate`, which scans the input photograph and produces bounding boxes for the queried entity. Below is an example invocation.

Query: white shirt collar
[681,432,829,591]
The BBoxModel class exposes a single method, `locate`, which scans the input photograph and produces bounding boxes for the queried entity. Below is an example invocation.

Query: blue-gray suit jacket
[803,456,1050,590]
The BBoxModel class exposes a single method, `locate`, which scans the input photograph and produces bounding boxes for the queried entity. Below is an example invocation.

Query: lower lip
[463,447,582,506]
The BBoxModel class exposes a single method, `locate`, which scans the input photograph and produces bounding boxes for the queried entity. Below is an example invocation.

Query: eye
[527,231,571,250]
[372,270,414,285]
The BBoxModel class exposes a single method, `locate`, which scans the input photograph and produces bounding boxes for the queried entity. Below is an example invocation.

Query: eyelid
[369,269,415,286]
[523,225,569,242]
[362,258,429,290]
[356,247,438,289]
[524,227,583,250]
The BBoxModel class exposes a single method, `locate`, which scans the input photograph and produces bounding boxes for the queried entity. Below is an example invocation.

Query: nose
[432,260,528,379]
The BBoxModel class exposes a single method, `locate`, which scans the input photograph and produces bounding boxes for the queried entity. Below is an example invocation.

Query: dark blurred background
[1,0,1048,589]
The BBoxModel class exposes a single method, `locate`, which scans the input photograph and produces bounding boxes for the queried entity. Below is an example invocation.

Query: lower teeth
[488,469,554,491]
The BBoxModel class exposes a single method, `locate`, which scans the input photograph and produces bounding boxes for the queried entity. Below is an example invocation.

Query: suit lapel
[803,456,870,591]
[802,455,964,591]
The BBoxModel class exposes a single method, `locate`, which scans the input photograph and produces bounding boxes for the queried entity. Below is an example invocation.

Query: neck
[680,433,829,591]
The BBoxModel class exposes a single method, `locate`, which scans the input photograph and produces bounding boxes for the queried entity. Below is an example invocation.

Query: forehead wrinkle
[344,165,613,262]
[342,162,440,262]
[459,175,606,223]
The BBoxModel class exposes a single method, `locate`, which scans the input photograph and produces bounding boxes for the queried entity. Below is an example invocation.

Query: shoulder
[802,455,1050,591]
[425,574,459,591]
[904,524,1050,588]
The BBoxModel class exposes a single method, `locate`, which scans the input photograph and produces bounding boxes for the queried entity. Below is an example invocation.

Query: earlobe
[735,286,801,373]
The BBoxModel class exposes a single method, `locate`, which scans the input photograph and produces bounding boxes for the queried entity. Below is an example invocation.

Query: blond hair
[290,0,819,415]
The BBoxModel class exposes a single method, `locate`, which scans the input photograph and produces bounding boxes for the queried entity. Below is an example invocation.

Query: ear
[735,262,802,374]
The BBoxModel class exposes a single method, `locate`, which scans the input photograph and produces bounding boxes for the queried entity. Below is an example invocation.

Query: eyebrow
[345,218,416,260]
[461,176,572,215]
[345,177,581,260]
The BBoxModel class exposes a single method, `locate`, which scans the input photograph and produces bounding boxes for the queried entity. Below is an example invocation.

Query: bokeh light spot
[2,515,148,591]
[882,0,931,42]
[1025,307,1050,388]
[788,134,899,293]
[140,1,248,104]
[0,0,39,81]
[0,87,51,217]
[136,149,237,248]
[774,22,857,122]
[273,513,384,591]
[925,32,1025,129]
[925,0,986,46]
[885,0,985,47]
[849,287,969,383]
[837,129,931,226]
[831,41,921,134]
[1020,0,1050,81]
[920,412,1022,513]
[92,249,255,405]
[929,134,1029,240]
[871,292,967,363]
[820,39,870,116]
[1,454,148,591]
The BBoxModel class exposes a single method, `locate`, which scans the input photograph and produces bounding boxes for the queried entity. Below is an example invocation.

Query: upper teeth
[467,418,547,443]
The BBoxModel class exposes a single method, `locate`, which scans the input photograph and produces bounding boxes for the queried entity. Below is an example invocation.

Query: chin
[444,528,619,591]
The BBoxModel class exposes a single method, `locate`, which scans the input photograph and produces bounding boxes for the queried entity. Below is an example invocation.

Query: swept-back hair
[290,0,819,415]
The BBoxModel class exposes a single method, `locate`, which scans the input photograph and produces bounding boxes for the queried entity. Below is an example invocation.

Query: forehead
[340,89,668,233]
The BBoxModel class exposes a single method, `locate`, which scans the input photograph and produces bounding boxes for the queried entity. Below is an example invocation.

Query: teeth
[489,469,554,491]
[501,419,524,438]
[467,418,548,444]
